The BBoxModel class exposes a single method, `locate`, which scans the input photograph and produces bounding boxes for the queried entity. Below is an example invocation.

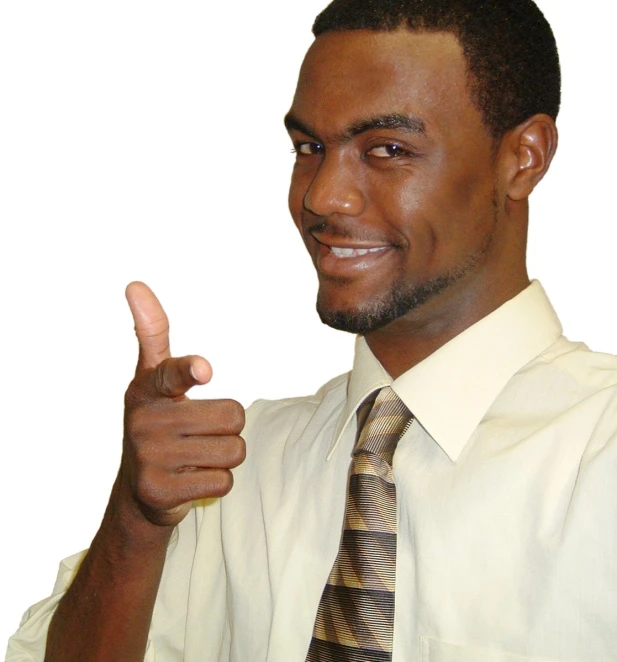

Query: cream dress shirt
[7,281,617,662]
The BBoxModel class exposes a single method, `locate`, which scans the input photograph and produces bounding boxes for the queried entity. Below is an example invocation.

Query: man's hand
[46,283,245,661]
[120,281,246,528]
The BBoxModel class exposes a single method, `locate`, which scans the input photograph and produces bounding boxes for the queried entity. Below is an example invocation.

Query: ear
[501,114,558,201]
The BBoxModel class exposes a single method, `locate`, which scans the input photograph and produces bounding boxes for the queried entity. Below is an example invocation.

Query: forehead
[290,29,482,141]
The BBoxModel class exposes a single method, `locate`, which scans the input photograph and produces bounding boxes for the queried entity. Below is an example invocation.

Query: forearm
[45,476,174,662]
[45,282,245,660]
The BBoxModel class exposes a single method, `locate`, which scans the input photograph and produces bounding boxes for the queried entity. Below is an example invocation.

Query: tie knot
[355,386,413,465]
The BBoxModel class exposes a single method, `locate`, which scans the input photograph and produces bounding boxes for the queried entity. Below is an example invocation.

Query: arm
[44,283,245,662]
[45,478,173,661]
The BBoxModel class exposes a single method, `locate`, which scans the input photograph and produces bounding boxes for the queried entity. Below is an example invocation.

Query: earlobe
[505,114,558,201]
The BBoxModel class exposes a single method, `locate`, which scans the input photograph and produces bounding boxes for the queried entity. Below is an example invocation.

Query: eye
[293,142,324,156]
[366,144,415,159]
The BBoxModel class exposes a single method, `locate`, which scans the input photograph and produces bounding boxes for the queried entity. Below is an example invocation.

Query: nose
[303,154,366,218]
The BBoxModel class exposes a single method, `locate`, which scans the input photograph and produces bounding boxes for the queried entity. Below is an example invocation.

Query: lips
[308,236,393,279]
[302,217,397,278]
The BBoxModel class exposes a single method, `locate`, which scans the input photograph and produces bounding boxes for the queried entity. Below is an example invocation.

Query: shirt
[7,281,617,662]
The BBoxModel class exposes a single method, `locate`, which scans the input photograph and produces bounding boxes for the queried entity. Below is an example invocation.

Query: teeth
[331,247,356,257]
[330,246,387,257]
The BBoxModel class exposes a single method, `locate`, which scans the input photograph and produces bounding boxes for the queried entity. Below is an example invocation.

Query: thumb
[126,281,171,371]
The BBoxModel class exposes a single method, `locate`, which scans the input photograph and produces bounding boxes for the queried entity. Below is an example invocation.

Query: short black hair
[312,0,561,139]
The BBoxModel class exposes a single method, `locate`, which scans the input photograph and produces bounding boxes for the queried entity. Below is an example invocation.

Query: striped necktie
[306,386,414,661]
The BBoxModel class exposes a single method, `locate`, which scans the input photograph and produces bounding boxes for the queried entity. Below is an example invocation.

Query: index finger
[126,281,171,371]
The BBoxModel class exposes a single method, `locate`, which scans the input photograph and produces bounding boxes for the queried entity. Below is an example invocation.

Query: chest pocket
[421,638,561,662]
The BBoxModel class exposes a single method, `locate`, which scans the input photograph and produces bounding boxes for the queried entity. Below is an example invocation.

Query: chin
[316,292,412,335]
[317,306,383,335]
[316,271,462,334]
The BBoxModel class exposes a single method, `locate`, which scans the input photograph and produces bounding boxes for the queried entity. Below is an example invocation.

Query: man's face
[286,29,509,335]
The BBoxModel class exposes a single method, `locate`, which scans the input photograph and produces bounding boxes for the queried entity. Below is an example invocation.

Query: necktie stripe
[314,585,396,649]
[353,454,395,482]
[329,530,397,590]
[306,387,413,661]
[347,474,398,530]
[308,639,393,662]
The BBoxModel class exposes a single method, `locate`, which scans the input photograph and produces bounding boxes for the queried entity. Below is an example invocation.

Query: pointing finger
[153,355,213,399]
[126,282,171,371]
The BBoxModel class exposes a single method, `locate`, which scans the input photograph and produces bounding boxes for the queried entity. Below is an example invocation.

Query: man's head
[286,0,560,338]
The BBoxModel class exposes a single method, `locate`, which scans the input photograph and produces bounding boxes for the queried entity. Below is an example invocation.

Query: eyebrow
[284,112,426,144]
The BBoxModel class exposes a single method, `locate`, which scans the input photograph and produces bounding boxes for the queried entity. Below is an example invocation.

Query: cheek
[367,171,436,248]
[408,158,495,247]
[288,169,306,230]
[366,170,423,222]
[369,166,492,275]
[434,140,498,224]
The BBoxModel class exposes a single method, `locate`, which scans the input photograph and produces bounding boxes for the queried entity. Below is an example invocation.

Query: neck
[364,270,530,379]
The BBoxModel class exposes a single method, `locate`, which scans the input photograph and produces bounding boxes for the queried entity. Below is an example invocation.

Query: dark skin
[45,29,557,660]
[287,30,557,377]
[46,283,246,660]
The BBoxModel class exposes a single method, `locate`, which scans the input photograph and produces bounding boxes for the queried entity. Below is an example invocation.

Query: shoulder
[228,370,351,488]
[532,336,617,394]
[508,336,617,452]
[243,371,350,439]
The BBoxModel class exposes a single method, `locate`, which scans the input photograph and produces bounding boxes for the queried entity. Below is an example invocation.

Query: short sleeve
[5,550,86,661]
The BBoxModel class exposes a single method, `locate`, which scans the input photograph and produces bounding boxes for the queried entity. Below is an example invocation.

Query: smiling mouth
[329,246,389,258]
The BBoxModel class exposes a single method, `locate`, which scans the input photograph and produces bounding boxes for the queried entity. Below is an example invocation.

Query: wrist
[98,471,176,556]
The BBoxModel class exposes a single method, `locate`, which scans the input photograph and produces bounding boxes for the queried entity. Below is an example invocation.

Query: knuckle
[124,403,142,431]
[124,405,156,445]
[211,469,234,497]
[154,361,174,397]
[228,436,246,467]
[137,470,170,511]
[221,399,246,432]
[140,326,170,354]
[124,378,145,408]
[132,436,155,468]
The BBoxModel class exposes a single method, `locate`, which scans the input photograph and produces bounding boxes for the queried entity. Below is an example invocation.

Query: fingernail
[189,365,198,381]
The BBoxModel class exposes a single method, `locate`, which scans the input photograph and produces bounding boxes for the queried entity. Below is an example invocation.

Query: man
[7,0,617,660]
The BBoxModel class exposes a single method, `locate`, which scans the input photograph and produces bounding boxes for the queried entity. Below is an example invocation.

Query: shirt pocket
[420,638,561,662]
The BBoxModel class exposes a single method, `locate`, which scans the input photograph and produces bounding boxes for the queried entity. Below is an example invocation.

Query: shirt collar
[328,281,563,462]
[328,335,391,461]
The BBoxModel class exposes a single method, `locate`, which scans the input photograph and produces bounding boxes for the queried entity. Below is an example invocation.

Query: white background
[1,0,615,647]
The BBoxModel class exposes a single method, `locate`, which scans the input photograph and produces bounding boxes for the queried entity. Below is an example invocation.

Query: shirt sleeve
[5,398,270,662]
[5,550,86,661]
[5,502,208,662]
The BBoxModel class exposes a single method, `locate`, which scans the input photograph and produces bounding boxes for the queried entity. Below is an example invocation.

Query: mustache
[305,218,392,244]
